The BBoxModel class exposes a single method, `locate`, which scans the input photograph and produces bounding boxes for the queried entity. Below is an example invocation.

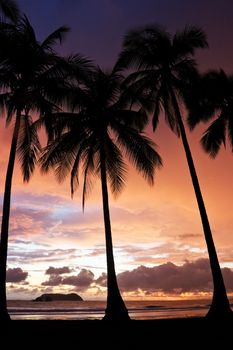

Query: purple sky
[18,0,233,70]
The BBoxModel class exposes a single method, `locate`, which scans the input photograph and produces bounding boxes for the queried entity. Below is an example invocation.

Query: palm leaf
[41,26,70,50]
[173,26,208,57]
[0,0,20,23]
[201,115,226,157]
[81,138,97,210]
[17,114,41,182]
[101,135,127,196]
[115,124,162,185]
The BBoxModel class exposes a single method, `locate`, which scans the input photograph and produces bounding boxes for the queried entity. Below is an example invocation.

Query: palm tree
[0,16,89,321]
[40,67,162,321]
[187,69,233,157]
[0,0,20,23]
[116,25,232,318]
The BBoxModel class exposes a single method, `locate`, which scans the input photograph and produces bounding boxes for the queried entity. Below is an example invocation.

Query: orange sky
[1,0,233,300]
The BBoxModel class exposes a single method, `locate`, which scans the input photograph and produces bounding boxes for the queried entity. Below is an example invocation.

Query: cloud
[42,275,63,286]
[6,268,28,283]
[121,242,207,267]
[62,269,94,288]
[8,248,77,264]
[40,259,233,296]
[9,239,32,245]
[95,272,107,287]
[42,268,94,291]
[45,266,72,275]
[115,259,233,294]
[4,206,54,238]
[177,233,202,240]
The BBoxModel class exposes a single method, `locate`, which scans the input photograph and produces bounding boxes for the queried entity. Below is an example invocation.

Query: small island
[33,293,83,302]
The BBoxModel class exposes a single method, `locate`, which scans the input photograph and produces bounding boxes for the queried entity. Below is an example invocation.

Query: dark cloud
[42,275,62,286]
[62,269,94,288]
[40,259,233,295]
[95,273,107,287]
[115,259,233,294]
[42,269,94,291]
[6,268,28,283]
[45,266,72,275]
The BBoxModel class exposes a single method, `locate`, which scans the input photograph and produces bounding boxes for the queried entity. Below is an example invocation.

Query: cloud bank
[40,259,233,296]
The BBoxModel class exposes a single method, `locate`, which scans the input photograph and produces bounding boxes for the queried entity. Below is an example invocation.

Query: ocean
[7,299,226,320]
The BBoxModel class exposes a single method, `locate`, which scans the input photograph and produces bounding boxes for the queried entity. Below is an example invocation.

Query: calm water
[8,299,228,320]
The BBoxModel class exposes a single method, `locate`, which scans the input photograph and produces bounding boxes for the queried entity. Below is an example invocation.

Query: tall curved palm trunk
[100,148,130,320]
[0,111,21,321]
[171,90,232,317]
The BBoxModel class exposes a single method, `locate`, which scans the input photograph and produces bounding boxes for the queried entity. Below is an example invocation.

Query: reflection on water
[7,299,226,320]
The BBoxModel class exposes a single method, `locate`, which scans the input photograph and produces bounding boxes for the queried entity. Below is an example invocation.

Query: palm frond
[0,0,20,23]
[116,24,168,71]
[81,141,96,210]
[101,135,127,196]
[66,54,94,83]
[70,153,80,198]
[227,116,233,154]
[41,26,70,50]
[201,115,226,157]
[109,108,148,132]
[187,70,227,130]
[0,92,9,115]
[152,89,162,131]
[162,88,180,136]
[5,101,16,126]
[116,125,162,185]
[173,26,208,57]
[40,130,81,180]
[17,114,41,182]
[70,135,95,197]
[18,15,37,44]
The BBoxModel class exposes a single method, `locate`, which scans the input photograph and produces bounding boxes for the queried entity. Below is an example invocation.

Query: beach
[5,299,233,348]
[3,318,233,348]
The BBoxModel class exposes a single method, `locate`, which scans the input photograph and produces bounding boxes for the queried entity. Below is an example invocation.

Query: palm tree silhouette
[0,0,20,23]
[188,69,233,157]
[40,67,162,321]
[116,25,232,318]
[0,16,87,321]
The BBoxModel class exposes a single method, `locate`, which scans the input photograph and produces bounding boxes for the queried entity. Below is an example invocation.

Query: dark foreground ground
[3,318,233,348]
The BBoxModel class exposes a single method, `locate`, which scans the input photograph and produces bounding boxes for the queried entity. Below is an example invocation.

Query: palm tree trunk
[0,111,21,321]
[170,90,232,317]
[100,148,130,321]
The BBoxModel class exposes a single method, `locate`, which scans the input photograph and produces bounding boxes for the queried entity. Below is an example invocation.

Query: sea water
[8,299,229,320]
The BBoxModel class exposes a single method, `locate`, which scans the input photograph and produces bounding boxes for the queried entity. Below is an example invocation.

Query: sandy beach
[3,318,233,348]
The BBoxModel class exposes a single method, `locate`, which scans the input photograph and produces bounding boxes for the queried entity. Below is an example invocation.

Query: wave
[144,305,209,311]
[9,304,209,315]
[8,300,220,319]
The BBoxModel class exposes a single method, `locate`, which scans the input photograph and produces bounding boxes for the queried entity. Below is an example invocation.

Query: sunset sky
[1,0,233,300]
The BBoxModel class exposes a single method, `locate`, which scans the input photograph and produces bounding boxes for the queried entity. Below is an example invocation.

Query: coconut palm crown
[40,66,162,320]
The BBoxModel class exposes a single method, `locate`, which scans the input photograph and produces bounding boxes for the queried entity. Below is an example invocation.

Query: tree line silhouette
[0,0,232,321]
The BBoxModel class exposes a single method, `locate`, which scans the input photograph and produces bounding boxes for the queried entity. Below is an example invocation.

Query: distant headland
[33,293,83,302]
